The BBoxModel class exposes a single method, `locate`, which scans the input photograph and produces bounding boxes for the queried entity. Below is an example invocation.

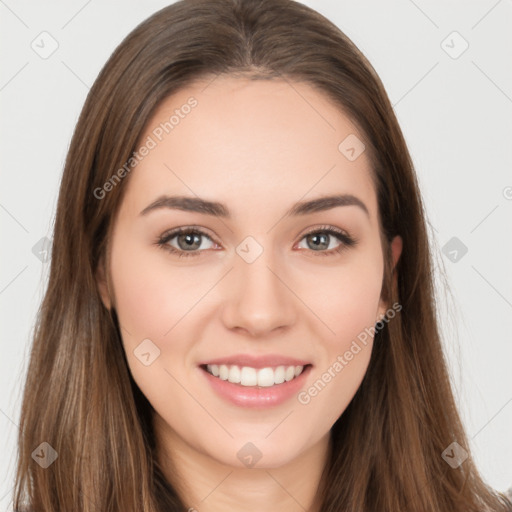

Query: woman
[13,0,512,510]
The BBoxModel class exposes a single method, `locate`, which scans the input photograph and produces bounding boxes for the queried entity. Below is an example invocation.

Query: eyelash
[155,225,358,259]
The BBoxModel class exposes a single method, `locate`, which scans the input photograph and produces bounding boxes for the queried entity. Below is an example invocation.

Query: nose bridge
[221,236,296,335]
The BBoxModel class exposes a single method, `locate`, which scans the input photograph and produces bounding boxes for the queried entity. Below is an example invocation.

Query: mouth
[200,363,312,388]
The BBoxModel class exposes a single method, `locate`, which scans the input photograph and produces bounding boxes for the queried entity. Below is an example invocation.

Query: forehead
[122,75,377,222]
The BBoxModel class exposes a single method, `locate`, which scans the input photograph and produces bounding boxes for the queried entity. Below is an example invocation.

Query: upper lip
[199,353,312,369]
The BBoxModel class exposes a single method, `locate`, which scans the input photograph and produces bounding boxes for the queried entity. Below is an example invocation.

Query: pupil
[310,233,328,250]
[179,233,200,250]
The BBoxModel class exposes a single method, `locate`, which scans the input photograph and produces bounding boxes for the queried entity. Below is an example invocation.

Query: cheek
[108,238,204,411]
[109,234,222,400]
[294,250,383,422]
[300,248,384,344]
[110,238,207,344]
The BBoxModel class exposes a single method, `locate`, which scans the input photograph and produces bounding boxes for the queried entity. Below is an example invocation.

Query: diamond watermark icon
[442,236,468,263]
[237,442,263,468]
[31,31,59,59]
[441,31,469,60]
[134,338,161,366]
[31,442,58,468]
[236,236,264,264]
[338,134,365,161]
[32,236,52,263]
[441,441,468,468]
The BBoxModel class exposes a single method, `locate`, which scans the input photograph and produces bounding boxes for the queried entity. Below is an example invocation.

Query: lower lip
[199,365,312,408]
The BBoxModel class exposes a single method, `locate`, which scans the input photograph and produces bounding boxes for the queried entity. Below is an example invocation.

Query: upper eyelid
[160,226,218,243]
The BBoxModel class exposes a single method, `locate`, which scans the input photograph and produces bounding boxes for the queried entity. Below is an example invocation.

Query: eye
[155,225,358,259]
[156,227,218,258]
[296,225,357,256]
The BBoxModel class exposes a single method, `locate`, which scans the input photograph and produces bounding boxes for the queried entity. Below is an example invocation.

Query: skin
[97,75,402,512]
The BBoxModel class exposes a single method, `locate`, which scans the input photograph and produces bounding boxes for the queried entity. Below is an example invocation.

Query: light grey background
[1,0,511,508]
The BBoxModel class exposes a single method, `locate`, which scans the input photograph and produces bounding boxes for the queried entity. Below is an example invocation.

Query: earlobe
[376,235,403,322]
[95,255,111,310]
[390,235,403,271]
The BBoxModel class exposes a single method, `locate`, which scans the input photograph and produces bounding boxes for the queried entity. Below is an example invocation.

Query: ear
[377,235,403,321]
[95,253,112,310]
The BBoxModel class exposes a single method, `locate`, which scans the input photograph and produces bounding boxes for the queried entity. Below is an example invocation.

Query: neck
[154,414,330,512]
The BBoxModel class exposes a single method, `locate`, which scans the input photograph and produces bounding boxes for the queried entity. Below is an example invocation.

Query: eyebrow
[139,193,370,219]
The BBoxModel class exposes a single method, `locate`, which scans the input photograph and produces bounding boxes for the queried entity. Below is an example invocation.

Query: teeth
[228,365,241,383]
[205,364,305,387]
[257,367,274,387]
[241,366,257,386]
[274,366,285,384]
[219,365,229,380]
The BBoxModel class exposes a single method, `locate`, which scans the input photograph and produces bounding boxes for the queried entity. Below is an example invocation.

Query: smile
[203,364,307,387]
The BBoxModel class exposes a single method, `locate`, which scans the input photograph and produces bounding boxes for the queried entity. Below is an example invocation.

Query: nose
[221,249,297,337]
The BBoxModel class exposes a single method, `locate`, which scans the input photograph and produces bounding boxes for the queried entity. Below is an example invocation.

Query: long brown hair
[13,0,511,510]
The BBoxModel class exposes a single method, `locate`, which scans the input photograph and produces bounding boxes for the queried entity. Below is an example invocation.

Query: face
[97,75,402,471]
